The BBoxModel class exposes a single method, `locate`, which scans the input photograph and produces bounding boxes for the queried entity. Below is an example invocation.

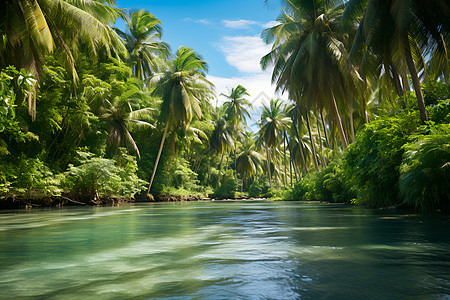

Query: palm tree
[258,99,291,188]
[221,85,253,181]
[236,132,263,192]
[344,0,450,123]
[100,97,154,160]
[210,105,234,187]
[147,46,214,193]
[286,103,311,173]
[114,9,170,81]
[0,0,126,119]
[261,1,359,148]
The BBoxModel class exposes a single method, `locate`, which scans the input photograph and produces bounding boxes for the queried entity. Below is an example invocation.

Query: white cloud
[208,73,287,128]
[219,35,272,73]
[223,19,260,29]
[207,73,284,108]
[182,18,212,25]
[208,34,287,126]
[195,19,212,25]
[261,20,280,29]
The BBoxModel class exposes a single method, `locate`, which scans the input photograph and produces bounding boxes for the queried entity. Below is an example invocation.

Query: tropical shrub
[248,177,270,198]
[61,151,146,200]
[214,170,236,198]
[322,160,355,203]
[399,125,450,212]
[343,112,419,207]
[0,66,33,141]
[0,157,60,198]
[168,156,202,192]
[429,99,450,124]
[289,174,314,201]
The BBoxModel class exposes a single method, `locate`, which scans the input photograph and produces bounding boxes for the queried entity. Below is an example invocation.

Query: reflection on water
[0,202,449,299]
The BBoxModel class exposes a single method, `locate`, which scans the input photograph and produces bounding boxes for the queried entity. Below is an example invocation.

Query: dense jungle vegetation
[0,0,449,212]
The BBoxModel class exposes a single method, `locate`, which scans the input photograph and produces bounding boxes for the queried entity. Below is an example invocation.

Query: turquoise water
[0,201,449,299]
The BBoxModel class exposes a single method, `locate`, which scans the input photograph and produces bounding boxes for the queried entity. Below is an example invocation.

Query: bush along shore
[285,101,450,213]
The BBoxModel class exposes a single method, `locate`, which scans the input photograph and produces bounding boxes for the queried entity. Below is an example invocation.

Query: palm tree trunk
[289,140,293,187]
[225,152,229,172]
[320,110,330,147]
[266,146,272,190]
[217,151,225,188]
[283,132,287,188]
[288,138,299,183]
[234,143,237,183]
[147,122,169,193]
[362,91,369,124]
[331,91,349,148]
[405,43,428,124]
[305,111,320,171]
[316,118,327,167]
[349,103,355,144]
[292,117,308,174]
[207,156,211,185]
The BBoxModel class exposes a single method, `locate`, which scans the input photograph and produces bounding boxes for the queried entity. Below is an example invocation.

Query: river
[0,201,449,299]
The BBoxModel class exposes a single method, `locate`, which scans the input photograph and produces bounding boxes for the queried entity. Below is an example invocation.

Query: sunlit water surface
[0,201,449,299]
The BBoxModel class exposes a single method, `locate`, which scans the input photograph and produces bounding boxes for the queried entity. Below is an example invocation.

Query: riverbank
[0,195,134,210]
[0,193,273,210]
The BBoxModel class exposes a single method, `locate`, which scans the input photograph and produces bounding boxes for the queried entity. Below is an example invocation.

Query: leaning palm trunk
[148,122,169,193]
[405,43,428,124]
[349,103,355,144]
[289,140,293,186]
[293,119,308,174]
[216,151,225,188]
[283,132,287,188]
[234,143,237,183]
[305,111,320,171]
[266,146,272,190]
[331,91,349,148]
[317,119,327,167]
[320,111,330,147]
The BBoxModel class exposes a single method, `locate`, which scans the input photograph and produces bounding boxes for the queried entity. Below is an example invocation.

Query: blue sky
[116,0,286,121]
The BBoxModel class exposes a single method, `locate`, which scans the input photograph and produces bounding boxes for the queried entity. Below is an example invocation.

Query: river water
[0,201,449,299]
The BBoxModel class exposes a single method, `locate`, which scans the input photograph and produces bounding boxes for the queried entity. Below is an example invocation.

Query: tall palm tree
[114,9,170,81]
[344,0,450,123]
[286,103,311,173]
[210,105,234,187]
[261,1,359,148]
[0,0,126,119]
[100,98,154,160]
[258,99,291,188]
[147,46,214,193]
[221,85,253,181]
[236,132,263,192]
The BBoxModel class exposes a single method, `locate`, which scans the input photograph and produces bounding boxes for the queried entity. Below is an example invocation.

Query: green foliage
[168,156,202,192]
[289,175,313,201]
[0,157,60,198]
[0,66,33,140]
[422,79,450,106]
[322,160,356,203]
[429,99,450,124]
[248,177,270,198]
[213,170,237,198]
[343,112,419,207]
[61,151,146,199]
[399,125,450,212]
[288,159,355,203]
